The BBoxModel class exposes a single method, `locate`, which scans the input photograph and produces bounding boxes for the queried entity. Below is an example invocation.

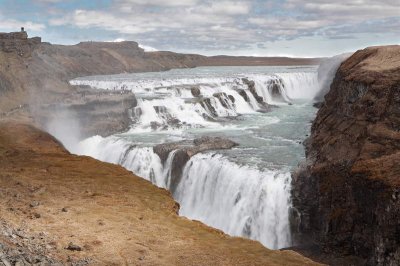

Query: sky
[0,0,399,57]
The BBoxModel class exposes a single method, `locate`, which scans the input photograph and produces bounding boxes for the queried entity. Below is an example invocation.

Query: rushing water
[71,66,319,249]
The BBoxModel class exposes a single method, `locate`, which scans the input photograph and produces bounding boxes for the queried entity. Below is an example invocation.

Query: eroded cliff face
[0,39,205,136]
[292,45,400,265]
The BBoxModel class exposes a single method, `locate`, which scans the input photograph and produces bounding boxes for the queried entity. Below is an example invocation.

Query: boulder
[191,87,201,97]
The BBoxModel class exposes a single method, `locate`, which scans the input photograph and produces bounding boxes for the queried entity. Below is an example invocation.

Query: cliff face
[292,45,400,265]
[0,40,204,136]
[0,30,41,55]
[0,121,319,265]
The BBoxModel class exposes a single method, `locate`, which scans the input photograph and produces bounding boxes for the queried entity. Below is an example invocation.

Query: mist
[314,53,352,103]
[44,107,82,154]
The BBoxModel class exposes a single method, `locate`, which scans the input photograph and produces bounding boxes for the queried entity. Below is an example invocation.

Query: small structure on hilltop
[0,28,42,56]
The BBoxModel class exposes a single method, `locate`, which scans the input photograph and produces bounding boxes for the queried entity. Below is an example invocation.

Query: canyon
[1,29,399,266]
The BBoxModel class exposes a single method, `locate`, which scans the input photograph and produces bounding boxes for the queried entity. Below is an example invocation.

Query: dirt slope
[0,121,319,265]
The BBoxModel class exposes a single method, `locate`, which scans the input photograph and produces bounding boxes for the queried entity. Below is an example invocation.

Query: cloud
[0,18,45,32]
[284,0,400,21]
[117,0,199,7]
[2,0,399,55]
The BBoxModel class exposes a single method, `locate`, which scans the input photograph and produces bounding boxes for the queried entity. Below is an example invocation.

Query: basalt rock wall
[291,45,400,265]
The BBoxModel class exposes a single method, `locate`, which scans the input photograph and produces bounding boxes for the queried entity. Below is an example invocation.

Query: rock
[190,87,201,97]
[213,92,232,109]
[153,136,238,193]
[291,45,400,265]
[237,89,249,102]
[66,242,82,252]
[153,106,167,114]
[61,207,68,212]
[199,98,218,117]
[150,121,162,130]
[15,260,24,266]
[1,258,11,266]
[242,78,264,104]
[29,201,40,208]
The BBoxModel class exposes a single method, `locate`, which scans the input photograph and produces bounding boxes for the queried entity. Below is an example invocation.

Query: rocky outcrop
[36,87,137,138]
[291,45,400,265]
[154,136,238,192]
[242,78,271,111]
[0,29,41,56]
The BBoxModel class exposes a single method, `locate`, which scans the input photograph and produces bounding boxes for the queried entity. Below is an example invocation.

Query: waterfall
[71,71,318,131]
[71,67,317,251]
[175,153,291,249]
[78,136,165,188]
[76,135,292,250]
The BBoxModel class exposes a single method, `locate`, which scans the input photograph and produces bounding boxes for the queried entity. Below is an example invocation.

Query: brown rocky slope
[0,121,319,265]
[291,45,400,265]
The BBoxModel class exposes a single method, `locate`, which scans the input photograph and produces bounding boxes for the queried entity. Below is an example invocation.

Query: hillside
[0,121,319,265]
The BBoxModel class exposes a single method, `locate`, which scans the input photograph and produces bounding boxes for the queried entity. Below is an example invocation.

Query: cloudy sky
[0,0,399,57]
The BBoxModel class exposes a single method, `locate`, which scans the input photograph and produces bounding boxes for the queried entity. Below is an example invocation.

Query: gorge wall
[292,45,400,265]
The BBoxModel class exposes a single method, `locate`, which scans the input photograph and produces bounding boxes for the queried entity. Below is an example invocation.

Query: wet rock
[190,87,201,97]
[153,136,238,193]
[153,106,167,114]
[242,78,264,104]
[237,89,249,102]
[150,121,162,130]
[267,78,289,103]
[199,98,217,117]
[213,92,232,109]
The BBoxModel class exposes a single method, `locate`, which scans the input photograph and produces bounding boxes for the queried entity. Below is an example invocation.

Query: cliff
[291,45,400,265]
[0,121,319,265]
[0,30,41,56]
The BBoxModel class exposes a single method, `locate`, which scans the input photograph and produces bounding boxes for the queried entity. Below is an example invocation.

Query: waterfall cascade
[78,136,292,249]
[71,72,318,131]
[72,66,318,251]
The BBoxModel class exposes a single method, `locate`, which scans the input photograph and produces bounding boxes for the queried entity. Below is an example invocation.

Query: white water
[77,136,291,249]
[72,66,319,250]
[176,153,291,249]
[71,68,318,131]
